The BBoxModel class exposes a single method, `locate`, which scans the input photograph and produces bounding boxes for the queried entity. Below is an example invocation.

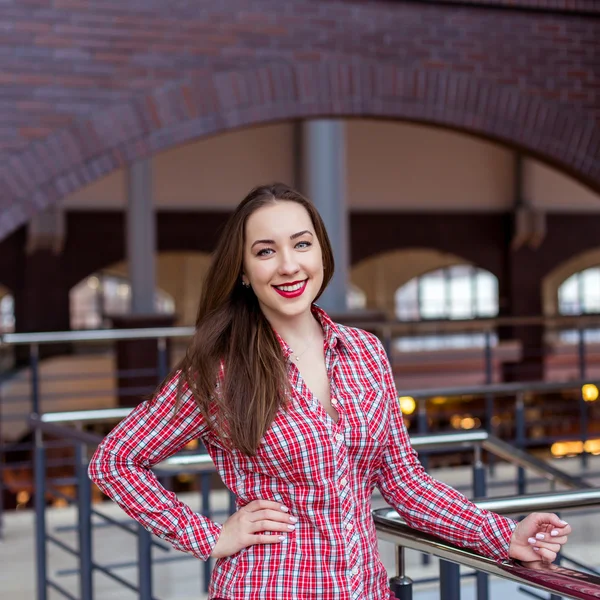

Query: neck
[261,305,323,348]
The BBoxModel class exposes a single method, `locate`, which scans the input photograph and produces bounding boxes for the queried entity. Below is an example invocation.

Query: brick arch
[2,58,599,239]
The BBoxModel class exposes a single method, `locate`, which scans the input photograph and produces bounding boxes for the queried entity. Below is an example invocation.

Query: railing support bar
[389,545,413,600]
[515,391,526,495]
[137,525,153,600]
[76,444,93,600]
[439,560,461,600]
[472,444,489,600]
[35,444,48,600]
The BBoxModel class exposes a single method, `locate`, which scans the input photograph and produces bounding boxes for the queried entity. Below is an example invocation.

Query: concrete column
[127,158,156,314]
[299,120,349,314]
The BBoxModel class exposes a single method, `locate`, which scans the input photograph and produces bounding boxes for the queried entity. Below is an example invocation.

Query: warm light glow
[430,396,446,405]
[461,417,476,430]
[582,384,599,402]
[87,276,100,289]
[460,416,481,430]
[399,396,416,415]
[16,490,30,505]
[184,439,199,450]
[584,439,600,455]
[551,440,585,457]
[450,414,462,429]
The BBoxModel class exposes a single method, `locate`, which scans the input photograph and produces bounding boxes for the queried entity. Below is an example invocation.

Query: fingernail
[289,516,298,523]
[528,537,536,544]
[278,536,285,541]
[280,506,289,512]
[535,533,545,540]
[550,530,559,537]
[559,520,568,525]
[533,547,540,552]
[287,525,295,530]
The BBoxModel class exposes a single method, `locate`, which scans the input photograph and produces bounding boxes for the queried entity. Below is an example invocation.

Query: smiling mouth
[272,279,308,298]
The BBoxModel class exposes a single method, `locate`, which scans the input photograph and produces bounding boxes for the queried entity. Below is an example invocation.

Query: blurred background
[0,0,599,598]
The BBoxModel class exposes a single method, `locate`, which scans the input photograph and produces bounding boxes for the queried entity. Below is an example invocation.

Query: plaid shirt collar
[274,304,356,361]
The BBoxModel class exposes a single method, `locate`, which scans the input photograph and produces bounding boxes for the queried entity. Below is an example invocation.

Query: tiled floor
[2,457,599,599]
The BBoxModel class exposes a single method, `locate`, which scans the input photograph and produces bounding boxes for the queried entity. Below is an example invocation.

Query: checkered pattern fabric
[89,305,516,600]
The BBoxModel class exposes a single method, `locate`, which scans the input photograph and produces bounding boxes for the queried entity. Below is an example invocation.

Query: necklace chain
[293,339,313,362]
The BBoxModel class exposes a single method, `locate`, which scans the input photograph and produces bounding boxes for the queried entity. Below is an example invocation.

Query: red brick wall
[0,0,598,238]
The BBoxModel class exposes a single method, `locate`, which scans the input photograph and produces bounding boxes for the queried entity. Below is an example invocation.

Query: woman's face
[242,201,324,323]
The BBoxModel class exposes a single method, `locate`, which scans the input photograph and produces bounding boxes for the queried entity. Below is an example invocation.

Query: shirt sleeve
[88,372,222,561]
[372,339,516,562]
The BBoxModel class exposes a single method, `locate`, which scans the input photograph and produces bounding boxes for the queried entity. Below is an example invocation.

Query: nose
[278,248,300,276]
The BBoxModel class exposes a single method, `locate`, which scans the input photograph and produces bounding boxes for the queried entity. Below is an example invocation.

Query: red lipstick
[273,280,308,299]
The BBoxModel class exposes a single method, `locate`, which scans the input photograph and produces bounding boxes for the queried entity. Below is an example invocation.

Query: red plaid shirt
[89,306,516,600]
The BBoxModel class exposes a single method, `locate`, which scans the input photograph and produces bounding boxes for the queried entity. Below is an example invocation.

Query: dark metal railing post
[31,343,41,414]
[483,331,495,475]
[472,445,488,600]
[577,327,589,469]
[137,524,153,600]
[157,337,168,382]
[229,490,237,516]
[76,443,93,599]
[417,398,431,566]
[199,444,213,593]
[389,545,413,600]
[515,391,526,495]
[34,438,48,600]
[383,324,393,361]
[440,560,461,600]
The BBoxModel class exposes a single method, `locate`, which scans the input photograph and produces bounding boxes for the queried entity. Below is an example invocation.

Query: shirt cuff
[479,512,518,562]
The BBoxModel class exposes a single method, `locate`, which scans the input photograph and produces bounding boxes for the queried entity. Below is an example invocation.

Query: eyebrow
[250,230,313,250]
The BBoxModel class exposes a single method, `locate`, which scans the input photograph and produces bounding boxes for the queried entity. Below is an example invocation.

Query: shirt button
[346,523,353,531]
[340,477,348,486]
[351,567,359,576]
[335,433,344,442]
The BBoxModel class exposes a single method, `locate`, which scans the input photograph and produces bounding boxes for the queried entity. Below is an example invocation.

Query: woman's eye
[256,248,274,257]
[296,241,312,249]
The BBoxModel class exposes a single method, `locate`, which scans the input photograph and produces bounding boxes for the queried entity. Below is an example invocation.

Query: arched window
[396,265,498,321]
[347,283,367,311]
[558,267,600,315]
[70,273,175,330]
[0,294,14,333]
[394,266,498,351]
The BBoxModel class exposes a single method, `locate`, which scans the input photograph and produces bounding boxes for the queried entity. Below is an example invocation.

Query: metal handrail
[481,434,592,489]
[37,407,592,491]
[41,408,132,424]
[1,326,194,345]
[396,377,600,399]
[374,487,600,522]
[372,512,600,600]
[3,313,600,345]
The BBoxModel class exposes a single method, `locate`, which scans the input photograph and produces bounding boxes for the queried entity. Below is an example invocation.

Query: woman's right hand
[209,499,297,559]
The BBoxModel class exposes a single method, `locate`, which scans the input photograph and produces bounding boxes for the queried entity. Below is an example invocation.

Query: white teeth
[276,281,305,292]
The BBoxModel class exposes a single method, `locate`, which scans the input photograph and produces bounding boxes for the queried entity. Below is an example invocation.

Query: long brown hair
[176,183,335,456]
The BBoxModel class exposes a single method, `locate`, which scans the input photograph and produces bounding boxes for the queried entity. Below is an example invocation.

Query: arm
[88,373,222,561]
[373,340,516,562]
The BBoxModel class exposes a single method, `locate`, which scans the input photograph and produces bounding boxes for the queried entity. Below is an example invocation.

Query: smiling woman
[89,182,572,600]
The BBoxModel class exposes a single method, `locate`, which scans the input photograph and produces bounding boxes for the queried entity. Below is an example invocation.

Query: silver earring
[242,280,250,288]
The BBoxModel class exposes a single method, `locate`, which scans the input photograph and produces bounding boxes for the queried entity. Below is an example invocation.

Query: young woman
[89,183,571,600]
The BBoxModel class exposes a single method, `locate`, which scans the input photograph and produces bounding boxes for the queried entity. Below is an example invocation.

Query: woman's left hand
[508,512,572,563]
